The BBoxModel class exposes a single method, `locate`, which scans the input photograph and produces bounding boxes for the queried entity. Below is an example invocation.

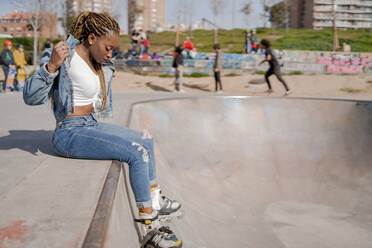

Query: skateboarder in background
[173,46,184,92]
[213,43,223,92]
[1,40,16,92]
[23,12,182,248]
[259,39,291,95]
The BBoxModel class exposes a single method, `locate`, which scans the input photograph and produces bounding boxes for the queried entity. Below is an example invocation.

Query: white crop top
[67,51,100,108]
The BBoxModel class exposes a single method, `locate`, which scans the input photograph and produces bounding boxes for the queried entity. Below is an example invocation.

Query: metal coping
[125,95,372,127]
[81,161,122,248]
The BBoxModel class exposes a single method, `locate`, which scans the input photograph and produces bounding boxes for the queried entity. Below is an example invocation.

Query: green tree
[269,1,290,28]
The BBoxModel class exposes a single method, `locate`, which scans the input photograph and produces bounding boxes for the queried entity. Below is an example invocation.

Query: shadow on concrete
[183,83,212,92]
[145,82,172,92]
[0,130,56,156]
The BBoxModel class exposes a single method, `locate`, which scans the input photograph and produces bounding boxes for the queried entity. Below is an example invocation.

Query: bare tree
[128,0,144,33]
[262,0,271,28]
[209,0,225,44]
[14,0,51,69]
[240,1,251,29]
[59,0,68,36]
[332,0,339,51]
[175,0,182,46]
[232,0,236,40]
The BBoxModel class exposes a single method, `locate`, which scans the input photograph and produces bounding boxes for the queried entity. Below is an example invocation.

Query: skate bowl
[126,96,372,248]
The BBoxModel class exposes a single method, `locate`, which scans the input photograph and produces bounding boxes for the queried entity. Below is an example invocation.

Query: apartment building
[290,0,314,28]
[0,10,57,38]
[290,0,372,29]
[313,0,372,29]
[67,0,112,16]
[128,0,166,32]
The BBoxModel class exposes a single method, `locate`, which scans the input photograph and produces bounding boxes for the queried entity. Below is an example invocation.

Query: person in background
[151,53,161,60]
[1,40,16,92]
[130,30,139,56]
[13,44,27,91]
[40,40,53,66]
[213,43,223,93]
[143,36,150,59]
[259,39,291,95]
[182,37,194,59]
[250,30,259,54]
[138,29,147,57]
[244,29,251,54]
[173,46,184,92]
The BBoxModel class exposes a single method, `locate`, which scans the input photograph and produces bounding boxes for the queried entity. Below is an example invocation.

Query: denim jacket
[23,34,114,124]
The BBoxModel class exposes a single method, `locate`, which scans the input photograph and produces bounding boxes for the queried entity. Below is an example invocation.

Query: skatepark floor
[1,92,372,248]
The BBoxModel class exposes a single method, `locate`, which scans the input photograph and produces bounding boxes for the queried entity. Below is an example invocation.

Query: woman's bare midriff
[67,104,94,117]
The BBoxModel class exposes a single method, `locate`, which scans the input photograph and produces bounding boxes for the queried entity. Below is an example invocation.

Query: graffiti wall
[115,50,372,75]
[317,55,371,73]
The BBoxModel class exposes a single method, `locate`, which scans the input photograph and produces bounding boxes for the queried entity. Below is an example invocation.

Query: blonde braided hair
[70,12,120,111]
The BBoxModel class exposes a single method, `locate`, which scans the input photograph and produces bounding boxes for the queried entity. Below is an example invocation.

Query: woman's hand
[46,41,70,73]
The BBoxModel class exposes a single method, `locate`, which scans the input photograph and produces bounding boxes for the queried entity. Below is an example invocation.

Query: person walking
[23,12,182,248]
[13,44,27,91]
[1,40,16,92]
[259,39,291,95]
[213,43,223,92]
[172,46,184,92]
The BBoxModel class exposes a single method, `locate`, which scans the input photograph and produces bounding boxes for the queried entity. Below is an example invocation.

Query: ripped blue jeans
[52,114,156,209]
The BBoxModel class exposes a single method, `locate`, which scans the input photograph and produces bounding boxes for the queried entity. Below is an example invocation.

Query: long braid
[70,12,120,111]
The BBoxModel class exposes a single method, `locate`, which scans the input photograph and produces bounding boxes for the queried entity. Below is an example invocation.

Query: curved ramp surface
[128,97,372,248]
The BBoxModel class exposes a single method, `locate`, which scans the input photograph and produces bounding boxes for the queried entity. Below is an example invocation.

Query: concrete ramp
[128,97,372,248]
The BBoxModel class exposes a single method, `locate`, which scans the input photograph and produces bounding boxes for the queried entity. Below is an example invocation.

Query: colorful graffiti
[116,50,372,74]
[317,56,371,73]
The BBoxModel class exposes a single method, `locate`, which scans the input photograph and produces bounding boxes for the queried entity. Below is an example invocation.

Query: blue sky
[0,0,277,33]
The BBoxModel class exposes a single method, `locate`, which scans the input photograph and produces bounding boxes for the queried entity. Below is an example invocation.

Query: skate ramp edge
[81,161,140,248]
[125,96,372,248]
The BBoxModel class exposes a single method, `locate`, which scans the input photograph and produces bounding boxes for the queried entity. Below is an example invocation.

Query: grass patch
[225,72,241,77]
[159,74,173,78]
[135,81,142,84]
[340,88,365,93]
[254,71,266,75]
[289,71,303,75]
[245,85,250,88]
[184,72,210,78]
[117,28,372,54]
[367,80,372,84]
[134,71,148,76]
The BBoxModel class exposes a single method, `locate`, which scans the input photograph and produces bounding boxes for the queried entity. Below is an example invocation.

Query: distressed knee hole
[131,142,149,163]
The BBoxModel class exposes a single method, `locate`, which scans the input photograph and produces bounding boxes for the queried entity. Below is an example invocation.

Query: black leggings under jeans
[214,71,222,91]
[265,66,289,91]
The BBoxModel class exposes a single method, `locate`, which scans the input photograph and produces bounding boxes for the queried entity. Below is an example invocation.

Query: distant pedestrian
[141,36,150,59]
[172,46,184,92]
[138,29,147,56]
[213,43,223,92]
[182,37,194,59]
[259,39,291,95]
[13,44,27,91]
[40,40,53,66]
[244,29,251,54]
[1,40,16,92]
[250,30,259,53]
[130,30,139,55]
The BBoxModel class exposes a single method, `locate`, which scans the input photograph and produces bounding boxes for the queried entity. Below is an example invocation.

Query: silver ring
[61,45,65,50]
